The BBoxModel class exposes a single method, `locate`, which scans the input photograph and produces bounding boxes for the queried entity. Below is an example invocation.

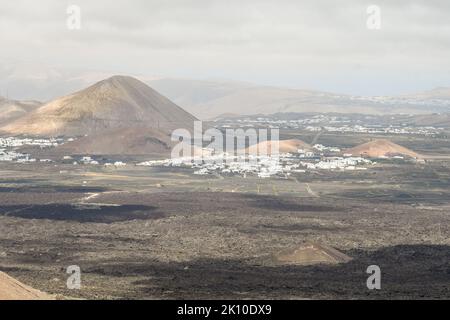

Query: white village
[0,137,63,163]
[219,115,443,136]
[138,144,374,179]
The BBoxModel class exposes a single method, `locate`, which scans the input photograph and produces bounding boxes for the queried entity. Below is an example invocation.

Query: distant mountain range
[148,79,450,119]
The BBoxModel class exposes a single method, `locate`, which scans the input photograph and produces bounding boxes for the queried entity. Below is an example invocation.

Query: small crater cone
[246,139,312,155]
[345,139,420,159]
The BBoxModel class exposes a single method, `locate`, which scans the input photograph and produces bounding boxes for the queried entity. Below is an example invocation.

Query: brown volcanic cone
[246,139,312,155]
[346,139,420,159]
[1,75,197,136]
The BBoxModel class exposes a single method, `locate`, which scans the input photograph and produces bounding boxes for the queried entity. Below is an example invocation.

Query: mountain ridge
[147,78,450,119]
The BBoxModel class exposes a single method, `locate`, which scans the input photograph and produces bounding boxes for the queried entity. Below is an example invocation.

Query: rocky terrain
[0,157,449,299]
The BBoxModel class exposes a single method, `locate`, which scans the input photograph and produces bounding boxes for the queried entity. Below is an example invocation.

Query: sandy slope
[346,139,420,158]
[57,126,173,155]
[246,139,311,155]
[0,271,53,300]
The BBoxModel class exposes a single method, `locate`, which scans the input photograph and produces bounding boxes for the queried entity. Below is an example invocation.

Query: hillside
[0,97,41,125]
[246,139,312,155]
[1,76,197,136]
[56,127,173,156]
[0,271,53,300]
[346,139,421,159]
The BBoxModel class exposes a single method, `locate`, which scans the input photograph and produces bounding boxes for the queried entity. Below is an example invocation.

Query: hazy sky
[1,0,449,99]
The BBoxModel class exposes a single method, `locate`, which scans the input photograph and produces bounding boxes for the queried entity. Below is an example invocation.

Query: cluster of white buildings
[0,137,62,148]
[313,144,341,153]
[218,116,442,136]
[0,149,26,162]
[305,125,441,136]
[225,115,346,126]
[0,137,66,163]
[79,156,99,165]
[300,157,372,170]
[349,95,450,108]
[67,155,127,167]
[0,148,44,163]
[139,154,287,178]
[105,161,126,167]
[138,148,374,179]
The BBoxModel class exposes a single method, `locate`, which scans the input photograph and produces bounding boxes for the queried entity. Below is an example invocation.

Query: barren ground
[0,157,449,299]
